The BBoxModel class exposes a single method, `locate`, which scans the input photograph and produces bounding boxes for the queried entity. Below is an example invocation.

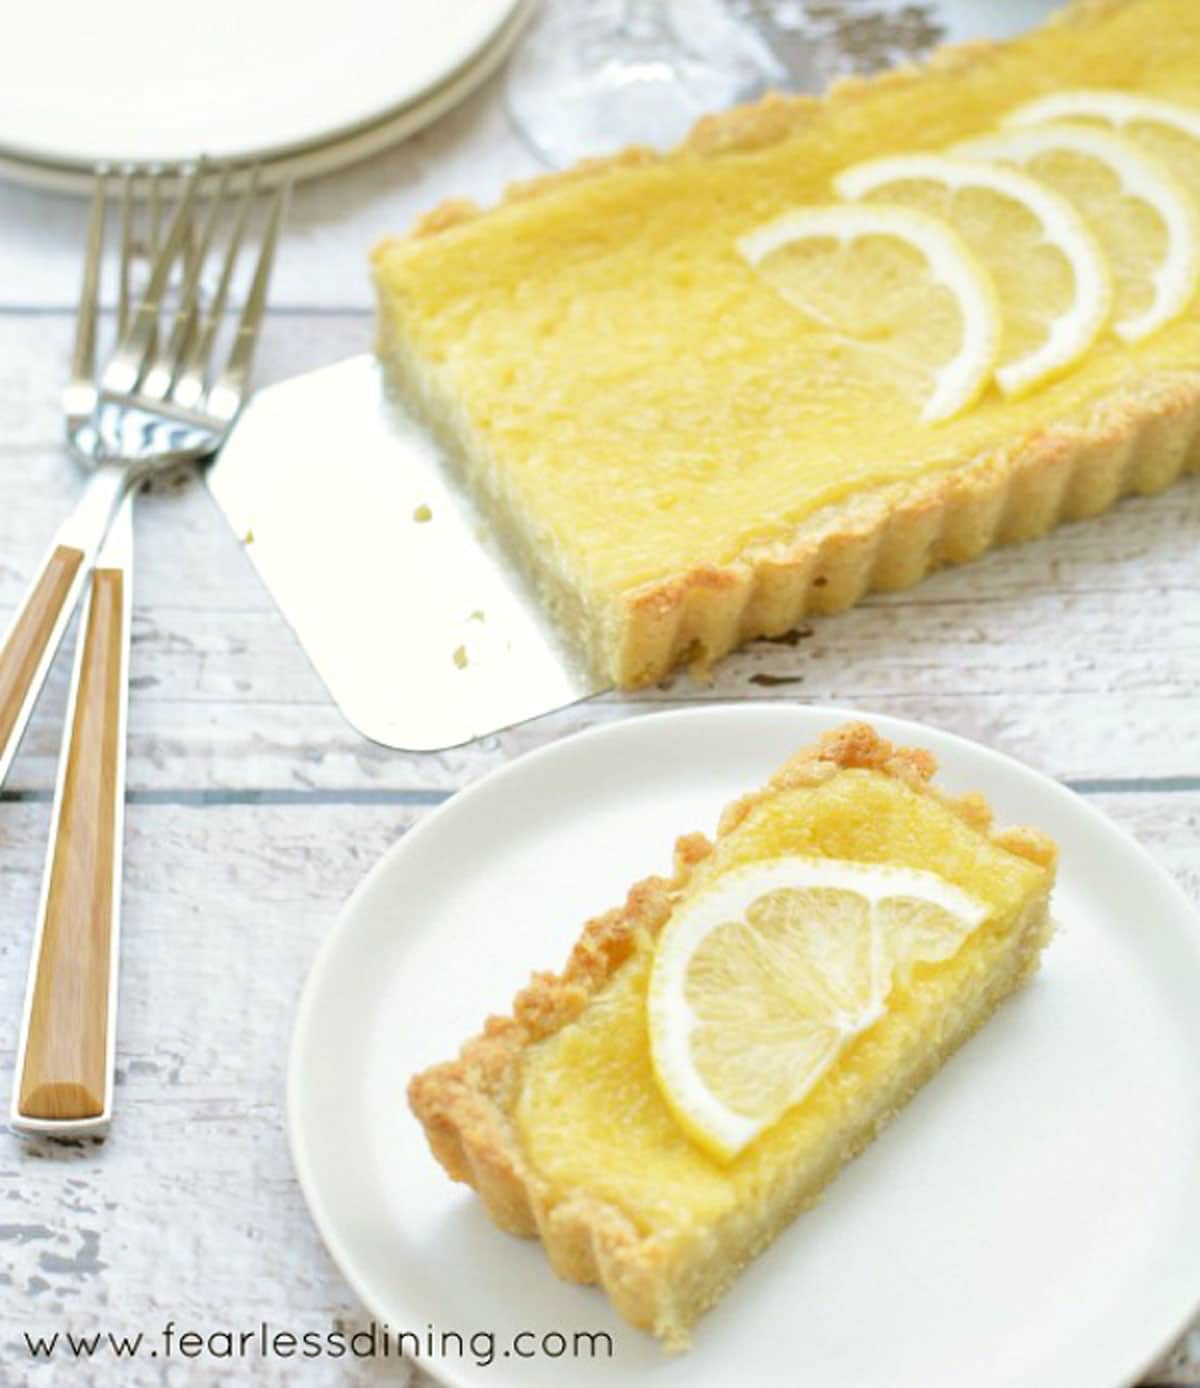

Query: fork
[0,163,286,793]
[6,163,287,1136]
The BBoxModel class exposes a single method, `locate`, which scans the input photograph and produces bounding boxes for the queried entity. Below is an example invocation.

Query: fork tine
[102,161,205,397]
[69,168,107,393]
[144,167,164,361]
[142,168,233,402]
[117,169,134,339]
[146,166,164,261]
[171,167,232,350]
[206,179,289,420]
[170,167,259,411]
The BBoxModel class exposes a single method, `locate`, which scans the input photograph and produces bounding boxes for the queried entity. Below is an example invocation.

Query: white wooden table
[0,55,1198,1388]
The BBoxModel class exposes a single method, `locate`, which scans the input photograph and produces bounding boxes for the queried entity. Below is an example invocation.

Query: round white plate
[289,705,1200,1388]
[0,0,520,171]
[0,0,535,196]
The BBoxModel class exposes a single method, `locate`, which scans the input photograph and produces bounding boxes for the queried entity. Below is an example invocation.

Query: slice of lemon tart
[374,0,1200,688]
[408,723,1057,1348]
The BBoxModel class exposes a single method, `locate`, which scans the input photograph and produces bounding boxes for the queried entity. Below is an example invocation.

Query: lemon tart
[374,0,1200,688]
[408,723,1057,1347]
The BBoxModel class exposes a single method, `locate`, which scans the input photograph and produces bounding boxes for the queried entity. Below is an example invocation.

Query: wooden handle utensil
[12,494,133,1136]
[0,466,126,793]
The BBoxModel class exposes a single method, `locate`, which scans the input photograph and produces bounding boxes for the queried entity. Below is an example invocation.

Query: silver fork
[0,162,287,794]
[6,164,287,1137]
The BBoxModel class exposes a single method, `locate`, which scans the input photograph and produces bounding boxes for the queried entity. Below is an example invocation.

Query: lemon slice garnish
[835,153,1112,397]
[737,203,1001,423]
[647,857,990,1163]
[1006,89,1200,146]
[1006,93,1200,293]
[956,123,1200,344]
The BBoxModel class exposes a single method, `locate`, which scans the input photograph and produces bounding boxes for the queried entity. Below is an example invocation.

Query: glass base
[505,0,786,168]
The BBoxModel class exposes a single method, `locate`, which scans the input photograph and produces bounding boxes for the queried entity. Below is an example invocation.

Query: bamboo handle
[0,545,84,773]
[18,566,126,1122]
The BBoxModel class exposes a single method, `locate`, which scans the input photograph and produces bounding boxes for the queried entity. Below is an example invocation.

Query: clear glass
[505,0,788,168]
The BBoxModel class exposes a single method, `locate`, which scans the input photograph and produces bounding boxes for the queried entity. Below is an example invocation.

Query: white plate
[0,0,536,195]
[0,0,520,171]
[288,705,1200,1388]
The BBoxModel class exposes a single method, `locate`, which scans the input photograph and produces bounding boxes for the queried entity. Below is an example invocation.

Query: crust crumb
[994,824,1059,870]
[412,198,482,238]
[687,90,817,156]
[951,790,994,833]
[505,146,660,206]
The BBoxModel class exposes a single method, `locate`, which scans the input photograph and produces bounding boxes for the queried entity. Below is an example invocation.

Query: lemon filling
[513,770,1049,1233]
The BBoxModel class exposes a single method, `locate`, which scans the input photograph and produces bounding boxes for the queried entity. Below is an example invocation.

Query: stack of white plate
[0,0,534,193]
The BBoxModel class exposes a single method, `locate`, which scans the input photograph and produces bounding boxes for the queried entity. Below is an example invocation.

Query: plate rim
[288,702,1200,1388]
[0,0,535,194]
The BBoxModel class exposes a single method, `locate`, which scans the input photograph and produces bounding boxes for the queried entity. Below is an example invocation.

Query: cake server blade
[206,354,606,751]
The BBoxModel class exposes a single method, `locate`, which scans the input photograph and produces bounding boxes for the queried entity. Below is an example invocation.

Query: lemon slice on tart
[956,123,1200,344]
[835,154,1113,397]
[647,856,990,1162]
[1007,90,1200,184]
[1008,90,1200,140]
[736,203,1001,423]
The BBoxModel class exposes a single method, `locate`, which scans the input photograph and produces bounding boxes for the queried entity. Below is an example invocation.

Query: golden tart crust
[407,723,1057,1346]
[375,0,1200,688]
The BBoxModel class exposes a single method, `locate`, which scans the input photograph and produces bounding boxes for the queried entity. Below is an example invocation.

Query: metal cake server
[206,356,606,752]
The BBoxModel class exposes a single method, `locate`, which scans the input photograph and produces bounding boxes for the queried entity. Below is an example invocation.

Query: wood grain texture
[18,568,124,1121]
[0,801,425,1388]
[0,543,82,773]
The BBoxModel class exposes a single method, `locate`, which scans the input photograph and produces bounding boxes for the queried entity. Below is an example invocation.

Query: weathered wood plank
[4,612,1198,793]
[0,801,423,1387]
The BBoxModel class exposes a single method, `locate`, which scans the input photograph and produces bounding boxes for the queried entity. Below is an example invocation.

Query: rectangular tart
[373,0,1200,688]
[408,723,1057,1347]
